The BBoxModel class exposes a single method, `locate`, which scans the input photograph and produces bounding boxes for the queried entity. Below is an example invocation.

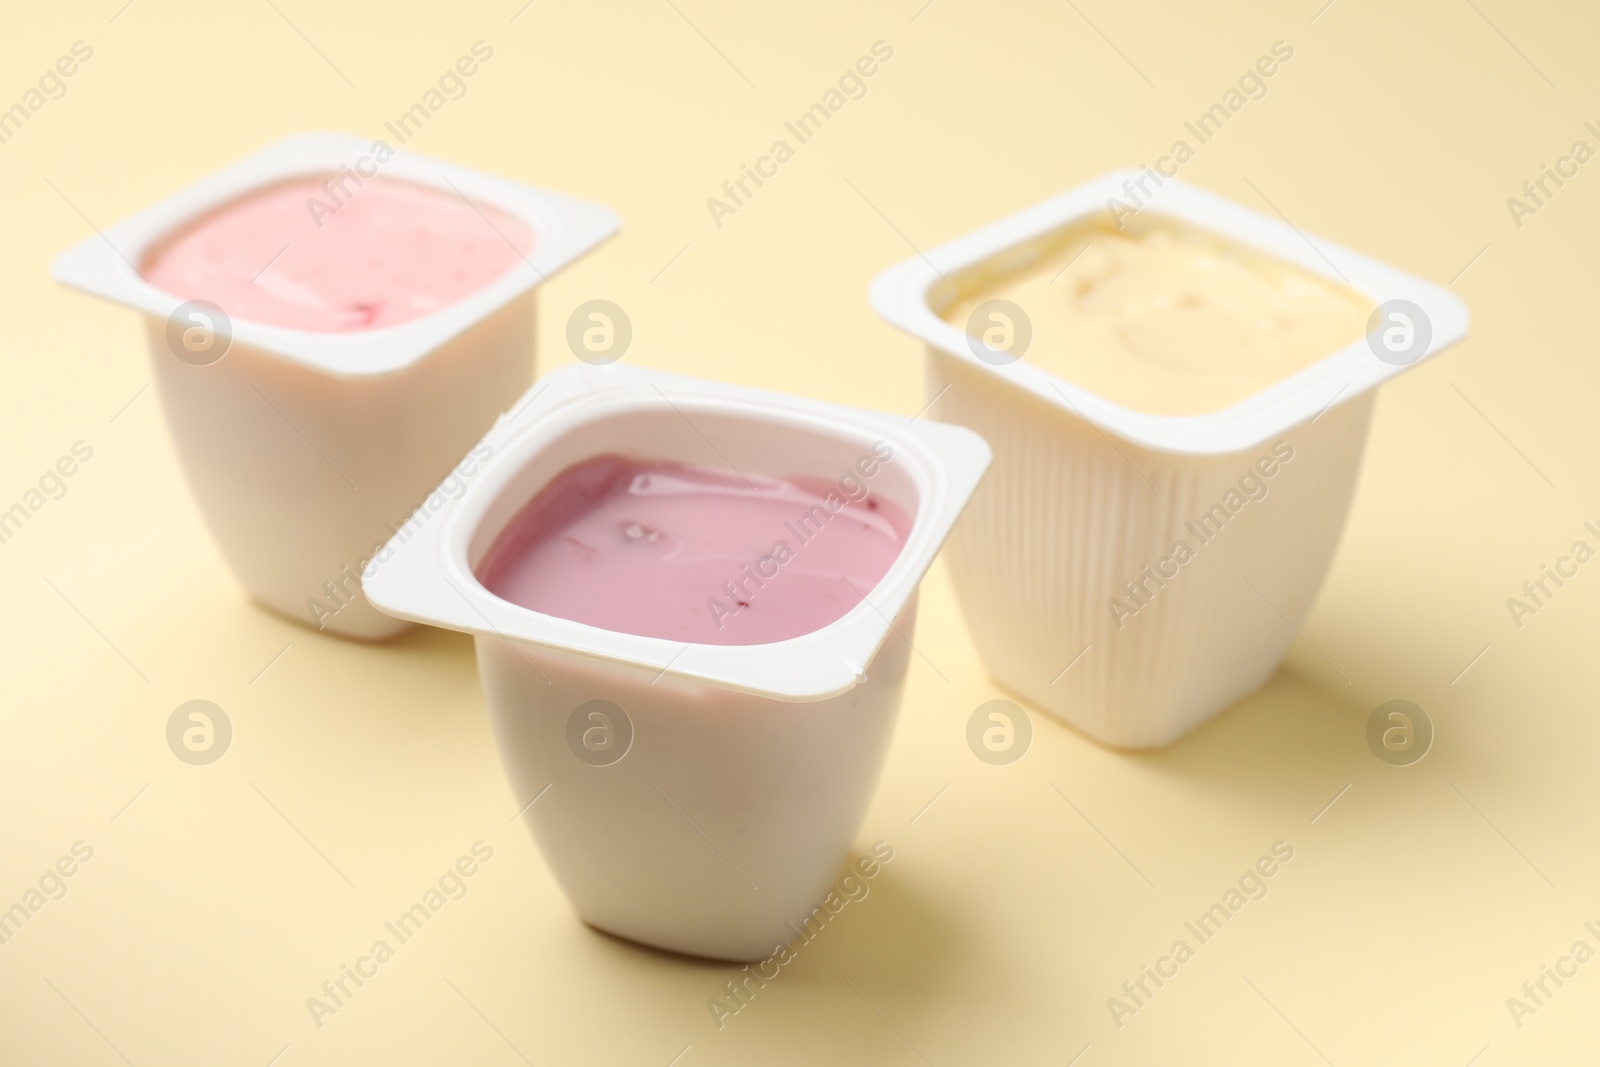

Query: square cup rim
[868,170,1470,456]
[360,362,993,702]
[50,130,620,377]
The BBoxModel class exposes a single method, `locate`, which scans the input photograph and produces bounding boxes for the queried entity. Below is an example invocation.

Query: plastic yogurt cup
[52,132,618,640]
[870,173,1468,749]
[363,364,990,960]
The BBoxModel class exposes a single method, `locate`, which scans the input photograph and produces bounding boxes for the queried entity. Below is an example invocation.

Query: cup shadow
[1130,666,1373,800]
[569,850,968,1054]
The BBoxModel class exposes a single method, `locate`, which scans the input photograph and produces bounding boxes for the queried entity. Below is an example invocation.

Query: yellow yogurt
[940,217,1373,416]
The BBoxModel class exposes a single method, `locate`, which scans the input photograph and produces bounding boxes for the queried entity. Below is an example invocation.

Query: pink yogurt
[143,176,534,332]
[476,455,912,645]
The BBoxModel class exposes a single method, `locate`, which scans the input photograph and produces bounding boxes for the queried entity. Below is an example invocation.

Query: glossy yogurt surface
[144,176,534,332]
[476,455,912,645]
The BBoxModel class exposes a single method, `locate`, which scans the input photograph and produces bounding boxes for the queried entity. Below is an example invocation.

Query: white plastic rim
[51,130,620,378]
[869,170,1469,453]
[362,363,992,701]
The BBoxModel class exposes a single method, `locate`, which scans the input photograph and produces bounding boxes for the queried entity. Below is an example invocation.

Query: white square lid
[362,363,992,702]
[869,171,1469,455]
[52,131,619,377]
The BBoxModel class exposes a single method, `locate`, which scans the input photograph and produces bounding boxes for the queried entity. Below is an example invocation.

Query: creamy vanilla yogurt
[941,216,1373,416]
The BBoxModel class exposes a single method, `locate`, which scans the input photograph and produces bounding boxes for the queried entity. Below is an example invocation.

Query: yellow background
[3,0,1598,1063]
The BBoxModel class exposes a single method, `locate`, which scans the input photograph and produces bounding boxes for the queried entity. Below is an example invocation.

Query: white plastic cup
[363,364,990,959]
[52,132,619,640]
[870,173,1468,749]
